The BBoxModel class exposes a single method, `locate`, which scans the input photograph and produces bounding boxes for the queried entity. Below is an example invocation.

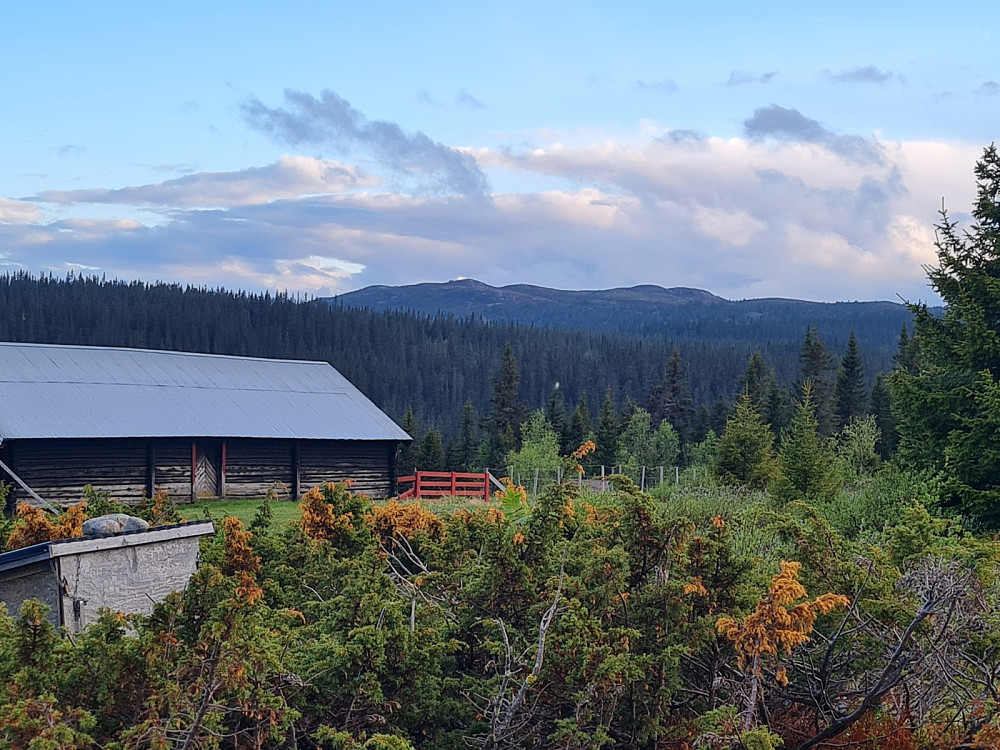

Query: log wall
[1,437,400,507]
[299,440,397,498]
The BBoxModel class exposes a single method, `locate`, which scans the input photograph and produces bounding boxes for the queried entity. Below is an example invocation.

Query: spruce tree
[457,400,479,471]
[893,324,920,374]
[648,349,695,440]
[396,407,419,476]
[740,349,771,412]
[891,144,1000,522]
[869,374,897,459]
[772,383,840,505]
[545,385,569,450]
[712,390,777,490]
[567,391,594,453]
[798,326,837,437]
[596,388,618,470]
[834,331,867,429]
[418,428,446,472]
[483,343,528,469]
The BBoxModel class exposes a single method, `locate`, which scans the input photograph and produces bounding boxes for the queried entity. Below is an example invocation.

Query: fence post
[659,466,664,485]
[415,471,422,497]
[557,466,562,484]
[675,466,680,484]
[641,466,646,491]
[601,464,606,491]
[533,468,539,499]
[577,468,583,488]
[451,472,457,496]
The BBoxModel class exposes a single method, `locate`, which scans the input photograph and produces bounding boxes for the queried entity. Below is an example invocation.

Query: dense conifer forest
[0,271,899,451]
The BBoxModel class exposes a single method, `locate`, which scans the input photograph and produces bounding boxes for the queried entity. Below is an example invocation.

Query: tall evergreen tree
[798,326,837,437]
[596,388,619,469]
[456,400,480,471]
[869,374,897,459]
[567,391,594,453]
[417,427,446,471]
[483,343,528,469]
[891,144,1000,522]
[648,349,695,440]
[740,349,772,412]
[712,390,777,490]
[893,324,920,373]
[545,385,569,450]
[834,331,867,429]
[396,407,419,476]
[772,383,840,505]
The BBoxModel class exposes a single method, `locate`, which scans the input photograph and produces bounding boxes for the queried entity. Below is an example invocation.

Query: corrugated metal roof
[0,343,410,442]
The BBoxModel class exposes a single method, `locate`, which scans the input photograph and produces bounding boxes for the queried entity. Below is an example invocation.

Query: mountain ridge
[326,278,917,340]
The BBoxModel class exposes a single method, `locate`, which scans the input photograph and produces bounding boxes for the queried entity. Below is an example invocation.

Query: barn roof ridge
[0,340,330,367]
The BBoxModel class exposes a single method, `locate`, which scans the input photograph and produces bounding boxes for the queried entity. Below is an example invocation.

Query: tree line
[0,270,898,444]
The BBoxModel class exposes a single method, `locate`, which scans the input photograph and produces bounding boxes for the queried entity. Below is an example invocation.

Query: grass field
[176,498,302,527]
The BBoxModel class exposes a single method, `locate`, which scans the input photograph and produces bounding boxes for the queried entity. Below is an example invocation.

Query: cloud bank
[0,97,982,303]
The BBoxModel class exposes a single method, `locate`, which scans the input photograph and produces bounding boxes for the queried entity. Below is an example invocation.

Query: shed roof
[0,343,410,442]
[0,520,217,574]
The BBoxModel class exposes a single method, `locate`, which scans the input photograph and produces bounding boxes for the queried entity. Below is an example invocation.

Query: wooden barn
[0,342,411,508]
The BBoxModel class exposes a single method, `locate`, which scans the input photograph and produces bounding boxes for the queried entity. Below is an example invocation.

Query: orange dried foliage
[572,440,597,460]
[774,704,919,749]
[222,516,263,605]
[5,501,88,551]
[683,577,709,597]
[717,561,848,684]
[299,484,356,541]
[493,476,527,506]
[366,499,445,547]
[484,506,507,525]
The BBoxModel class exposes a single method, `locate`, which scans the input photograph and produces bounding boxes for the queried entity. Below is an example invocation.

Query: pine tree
[869,373,897,459]
[596,388,618,470]
[567,391,594,453]
[712,390,777,490]
[457,400,479,471]
[798,326,837,437]
[834,331,867,429]
[483,343,528,469]
[740,349,771,412]
[545,385,569,450]
[648,349,695,440]
[891,144,1000,522]
[396,407,419,476]
[417,428,446,472]
[772,383,840,505]
[893,324,920,373]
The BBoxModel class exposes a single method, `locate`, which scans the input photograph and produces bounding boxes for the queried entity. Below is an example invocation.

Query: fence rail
[397,471,493,502]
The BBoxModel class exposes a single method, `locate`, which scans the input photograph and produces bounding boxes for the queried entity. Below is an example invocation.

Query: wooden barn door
[192,440,221,498]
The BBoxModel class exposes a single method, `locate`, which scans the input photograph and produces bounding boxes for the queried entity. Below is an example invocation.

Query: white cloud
[3,121,988,302]
[34,156,377,208]
[0,198,40,223]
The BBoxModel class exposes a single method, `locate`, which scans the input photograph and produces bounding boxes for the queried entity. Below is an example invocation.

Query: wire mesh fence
[496,464,708,499]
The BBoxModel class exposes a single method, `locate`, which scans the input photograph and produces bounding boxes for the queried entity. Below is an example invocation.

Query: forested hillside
[0,272,903,444]
[331,277,920,349]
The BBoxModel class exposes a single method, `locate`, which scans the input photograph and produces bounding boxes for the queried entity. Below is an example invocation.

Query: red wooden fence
[397,471,492,502]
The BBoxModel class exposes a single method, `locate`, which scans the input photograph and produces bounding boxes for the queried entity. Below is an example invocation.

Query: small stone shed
[0,520,215,632]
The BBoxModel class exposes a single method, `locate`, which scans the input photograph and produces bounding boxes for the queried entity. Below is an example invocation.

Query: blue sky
[1,1,997,302]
